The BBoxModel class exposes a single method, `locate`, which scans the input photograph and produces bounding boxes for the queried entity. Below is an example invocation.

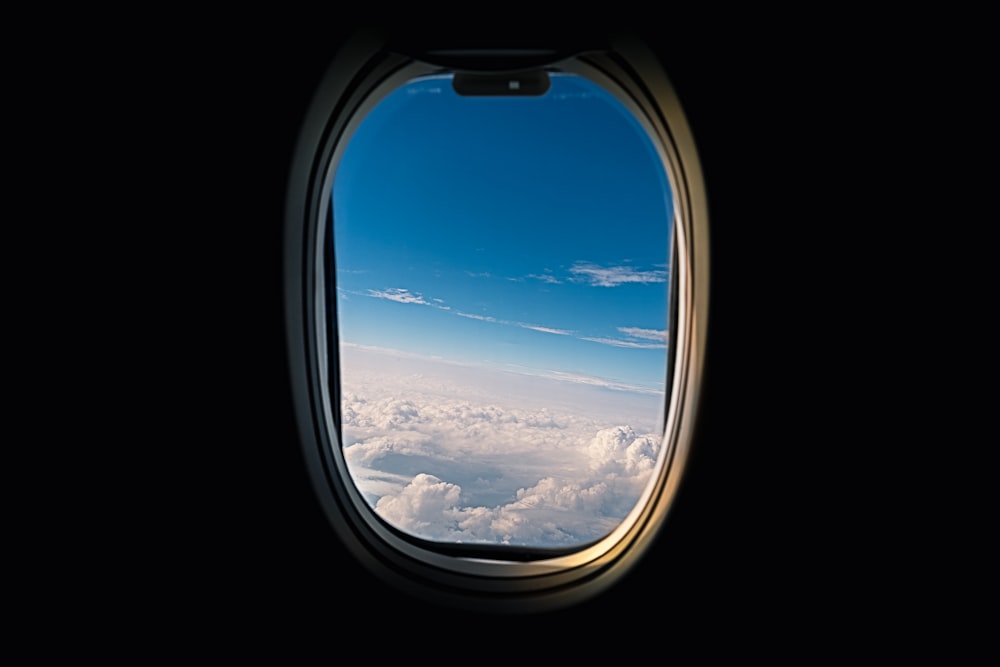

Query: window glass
[331,72,673,549]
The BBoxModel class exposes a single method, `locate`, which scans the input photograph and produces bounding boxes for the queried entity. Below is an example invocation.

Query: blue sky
[332,72,673,392]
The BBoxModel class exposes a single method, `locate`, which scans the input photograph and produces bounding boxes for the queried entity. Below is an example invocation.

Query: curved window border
[284,30,709,613]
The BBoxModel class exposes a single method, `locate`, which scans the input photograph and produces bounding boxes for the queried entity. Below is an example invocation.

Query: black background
[122,11,858,644]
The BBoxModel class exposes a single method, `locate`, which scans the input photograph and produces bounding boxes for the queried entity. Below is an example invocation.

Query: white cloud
[538,369,662,394]
[618,327,667,342]
[457,312,570,336]
[366,288,430,305]
[580,336,667,350]
[516,323,573,335]
[527,273,563,284]
[587,425,658,476]
[364,288,456,311]
[360,284,633,348]
[569,262,668,287]
[579,326,668,350]
[342,432,435,464]
[375,474,462,539]
[338,348,665,547]
[455,311,497,322]
[457,311,572,337]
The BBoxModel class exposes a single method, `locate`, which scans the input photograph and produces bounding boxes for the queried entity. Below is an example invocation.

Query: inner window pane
[331,72,673,549]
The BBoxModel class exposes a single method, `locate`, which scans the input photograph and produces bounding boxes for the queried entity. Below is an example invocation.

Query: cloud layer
[339,347,665,547]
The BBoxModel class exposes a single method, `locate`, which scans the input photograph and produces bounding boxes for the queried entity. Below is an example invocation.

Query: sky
[330,72,675,548]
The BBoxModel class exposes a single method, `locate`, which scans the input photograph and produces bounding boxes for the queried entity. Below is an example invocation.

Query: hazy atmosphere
[332,72,674,548]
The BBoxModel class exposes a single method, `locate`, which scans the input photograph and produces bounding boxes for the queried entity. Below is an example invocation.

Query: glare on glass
[331,72,674,549]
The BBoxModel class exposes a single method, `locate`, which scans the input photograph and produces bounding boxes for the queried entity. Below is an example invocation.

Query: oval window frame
[284,30,709,613]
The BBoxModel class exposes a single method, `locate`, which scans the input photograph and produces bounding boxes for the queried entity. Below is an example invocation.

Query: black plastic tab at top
[452,69,551,96]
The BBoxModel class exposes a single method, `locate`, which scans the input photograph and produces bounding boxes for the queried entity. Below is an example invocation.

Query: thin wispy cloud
[364,286,663,349]
[367,288,431,305]
[618,327,667,342]
[569,262,668,287]
[517,323,573,336]
[579,325,668,349]
[364,283,572,336]
[528,273,563,285]
[581,337,667,350]
[459,312,570,336]
[456,312,498,323]
[540,370,662,394]
[365,288,455,311]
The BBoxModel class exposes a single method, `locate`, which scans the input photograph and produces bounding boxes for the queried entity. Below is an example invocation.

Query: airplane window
[285,32,709,611]
[332,72,672,550]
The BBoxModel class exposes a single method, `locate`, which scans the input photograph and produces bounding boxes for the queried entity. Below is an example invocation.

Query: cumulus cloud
[356,423,660,545]
[343,433,437,467]
[587,425,658,476]
[375,474,462,539]
[569,262,668,287]
[338,350,665,547]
